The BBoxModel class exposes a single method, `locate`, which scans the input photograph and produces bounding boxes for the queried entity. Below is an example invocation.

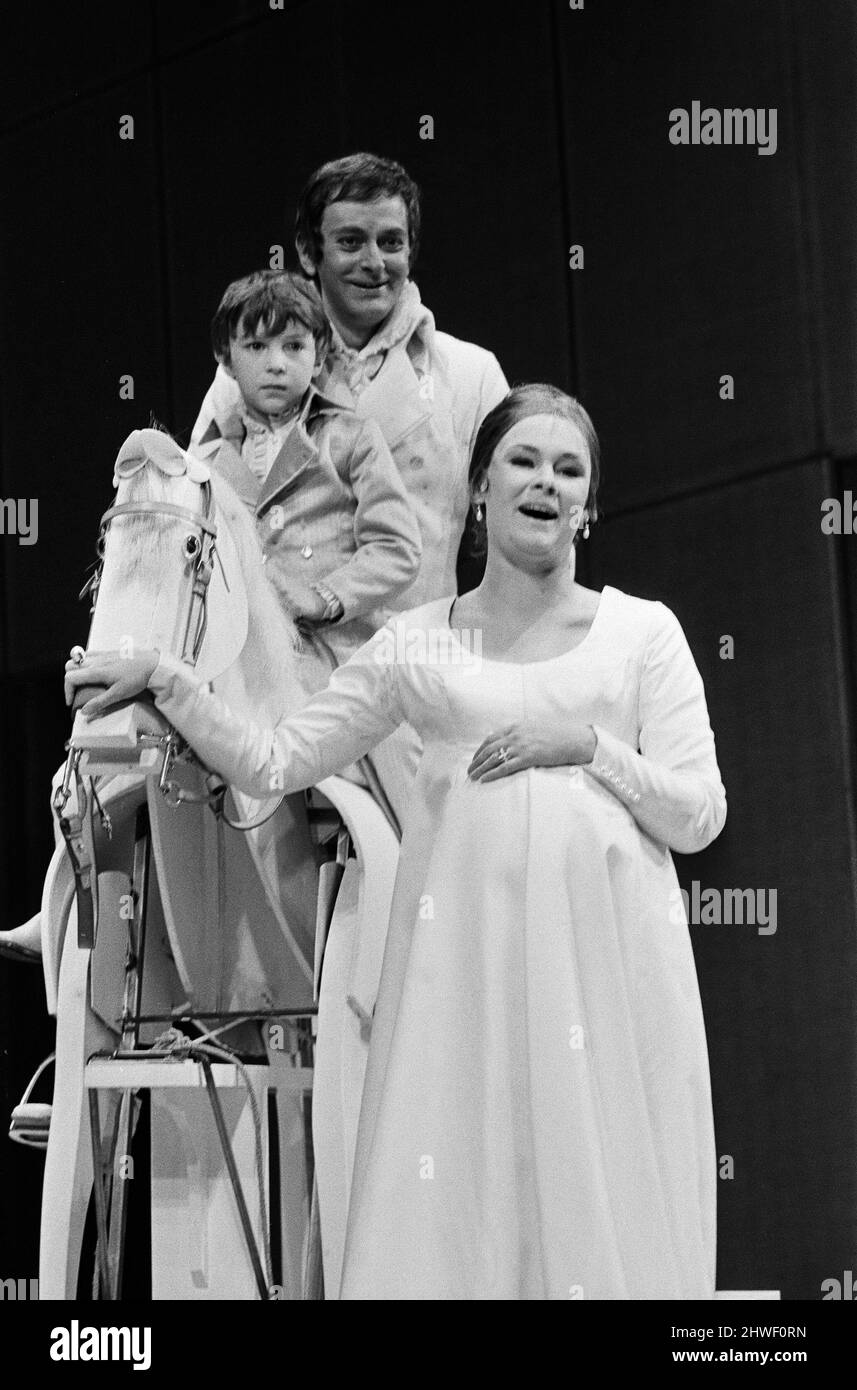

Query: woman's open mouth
[518,502,559,521]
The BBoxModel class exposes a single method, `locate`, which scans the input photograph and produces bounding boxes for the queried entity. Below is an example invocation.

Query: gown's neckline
[445,585,614,668]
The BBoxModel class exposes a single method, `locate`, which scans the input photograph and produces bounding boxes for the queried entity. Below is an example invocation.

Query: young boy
[193,269,421,693]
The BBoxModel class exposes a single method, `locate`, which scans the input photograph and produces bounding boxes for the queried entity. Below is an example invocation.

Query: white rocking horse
[13,428,399,1299]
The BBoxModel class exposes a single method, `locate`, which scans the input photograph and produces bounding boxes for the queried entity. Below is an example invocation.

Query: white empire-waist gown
[150,586,727,1300]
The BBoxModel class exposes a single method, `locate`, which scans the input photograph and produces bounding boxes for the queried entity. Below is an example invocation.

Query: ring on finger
[496,746,511,763]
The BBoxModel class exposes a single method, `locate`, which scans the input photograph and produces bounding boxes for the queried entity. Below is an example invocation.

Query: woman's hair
[295,152,422,271]
[468,383,601,551]
[210,270,331,364]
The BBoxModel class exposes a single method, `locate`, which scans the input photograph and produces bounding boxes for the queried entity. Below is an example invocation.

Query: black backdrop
[1,0,855,1299]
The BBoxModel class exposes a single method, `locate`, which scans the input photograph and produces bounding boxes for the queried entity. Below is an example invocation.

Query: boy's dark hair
[295,153,422,272]
[211,270,331,364]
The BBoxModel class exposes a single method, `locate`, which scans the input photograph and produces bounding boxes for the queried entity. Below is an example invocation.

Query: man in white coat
[193,152,508,829]
[192,154,508,1294]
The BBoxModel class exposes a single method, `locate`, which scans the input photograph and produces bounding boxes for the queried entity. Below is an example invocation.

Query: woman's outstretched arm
[68,625,406,801]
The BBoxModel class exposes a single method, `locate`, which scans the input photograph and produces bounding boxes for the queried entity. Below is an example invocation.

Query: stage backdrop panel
[0,80,170,674]
[152,0,264,58]
[0,1,153,130]
[0,677,66,1280]
[584,458,857,1300]
[836,455,857,789]
[790,0,857,460]
[556,0,857,509]
[333,0,571,389]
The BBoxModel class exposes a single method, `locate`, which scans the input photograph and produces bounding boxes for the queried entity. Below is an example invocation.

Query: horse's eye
[184,534,201,560]
[96,532,106,558]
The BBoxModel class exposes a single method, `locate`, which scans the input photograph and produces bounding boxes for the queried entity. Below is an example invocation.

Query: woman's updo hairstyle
[468,383,601,553]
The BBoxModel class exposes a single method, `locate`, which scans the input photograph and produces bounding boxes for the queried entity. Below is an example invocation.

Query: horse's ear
[113,429,211,485]
[113,430,147,479]
[184,454,211,483]
[114,428,187,479]
[139,430,190,476]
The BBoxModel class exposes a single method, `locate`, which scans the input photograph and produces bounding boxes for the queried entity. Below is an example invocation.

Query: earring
[474,502,484,523]
[582,518,590,540]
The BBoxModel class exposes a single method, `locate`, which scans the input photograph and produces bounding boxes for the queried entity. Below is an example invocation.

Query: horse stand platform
[38,698,358,1301]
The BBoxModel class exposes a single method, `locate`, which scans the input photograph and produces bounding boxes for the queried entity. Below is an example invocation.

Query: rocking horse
[11,428,399,1298]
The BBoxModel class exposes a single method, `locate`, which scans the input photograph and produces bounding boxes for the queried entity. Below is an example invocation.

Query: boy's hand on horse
[64,649,159,719]
[265,567,328,624]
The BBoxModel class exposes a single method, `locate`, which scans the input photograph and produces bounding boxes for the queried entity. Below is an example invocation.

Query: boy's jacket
[193,381,421,681]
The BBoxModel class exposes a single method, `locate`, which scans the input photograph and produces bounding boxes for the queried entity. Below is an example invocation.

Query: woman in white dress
[66,384,726,1300]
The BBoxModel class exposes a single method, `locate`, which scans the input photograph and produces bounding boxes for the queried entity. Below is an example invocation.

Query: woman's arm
[586,603,727,854]
[67,625,406,801]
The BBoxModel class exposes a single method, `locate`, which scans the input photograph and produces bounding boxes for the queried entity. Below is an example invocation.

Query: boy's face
[224,318,321,421]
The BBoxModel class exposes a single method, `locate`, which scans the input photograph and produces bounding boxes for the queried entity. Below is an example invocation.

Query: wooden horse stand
[39,695,349,1300]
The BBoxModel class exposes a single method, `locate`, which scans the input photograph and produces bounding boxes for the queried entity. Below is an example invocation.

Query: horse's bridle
[81,484,220,668]
[68,477,282,833]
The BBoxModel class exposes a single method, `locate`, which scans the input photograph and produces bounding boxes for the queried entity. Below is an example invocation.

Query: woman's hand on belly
[467,720,597,782]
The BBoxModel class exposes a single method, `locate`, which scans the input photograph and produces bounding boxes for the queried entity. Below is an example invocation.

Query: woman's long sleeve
[586,603,727,854]
[149,624,405,799]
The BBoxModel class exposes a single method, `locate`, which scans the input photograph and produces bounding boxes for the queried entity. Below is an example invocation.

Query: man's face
[224,318,320,422]
[301,196,411,347]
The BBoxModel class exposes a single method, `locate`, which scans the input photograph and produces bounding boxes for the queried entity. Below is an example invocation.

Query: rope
[150,1025,273,1294]
[216,789,286,833]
